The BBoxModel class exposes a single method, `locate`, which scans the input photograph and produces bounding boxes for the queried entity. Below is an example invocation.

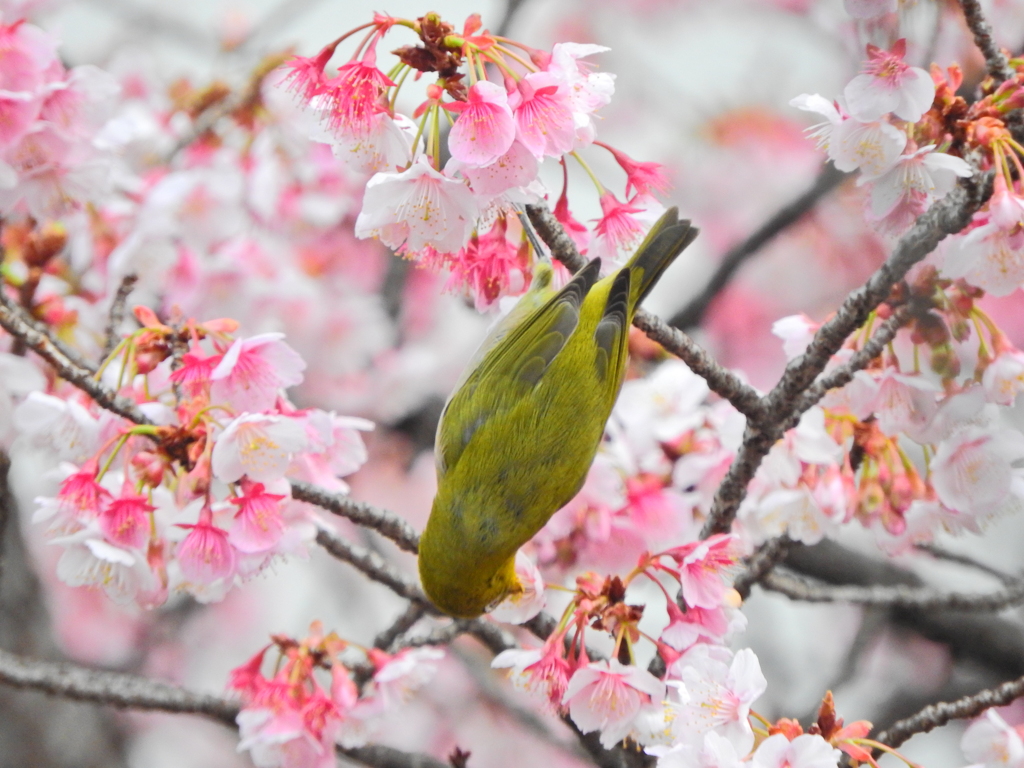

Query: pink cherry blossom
[327,110,415,174]
[459,139,538,196]
[859,369,940,437]
[664,534,741,610]
[177,506,237,584]
[99,487,154,549]
[507,72,576,159]
[829,117,906,177]
[0,20,55,150]
[236,705,338,768]
[671,646,767,753]
[210,333,307,413]
[961,710,1024,768]
[211,413,309,484]
[368,647,444,708]
[322,50,395,140]
[492,641,573,709]
[931,425,1024,517]
[229,481,287,553]
[355,156,478,256]
[790,94,844,153]
[752,734,841,768]
[281,44,336,100]
[864,146,972,233]
[844,40,935,122]
[546,43,615,146]
[983,349,1024,405]
[772,314,819,361]
[447,80,516,167]
[56,461,111,521]
[563,659,667,749]
[661,602,747,651]
[593,193,666,266]
[944,176,1024,295]
[444,216,530,310]
[169,350,219,399]
[489,551,546,624]
[598,143,670,198]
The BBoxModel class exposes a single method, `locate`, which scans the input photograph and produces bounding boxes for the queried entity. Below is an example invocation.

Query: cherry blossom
[563,659,667,748]
[844,40,935,123]
[447,80,516,167]
[489,551,547,623]
[507,72,576,159]
[752,734,841,768]
[943,176,1024,296]
[983,348,1024,405]
[961,710,1024,768]
[210,333,307,413]
[931,425,1024,518]
[829,117,906,177]
[864,146,972,233]
[211,413,309,484]
[670,647,767,753]
[355,156,478,256]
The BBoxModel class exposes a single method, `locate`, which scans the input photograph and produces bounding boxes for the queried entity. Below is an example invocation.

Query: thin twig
[0,290,152,425]
[293,480,420,553]
[958,0,1016,82]
[734,537,792,600]
[670,164,850,330]
[524,202,764,420]
[792,306,911,414]
[374,603,427,650]
[915,543,1016,583]
[315,527,426,604]
[702,170,992,537]
[101,274,137,362]
[875,673,1024,748]
[761,569,1024,611]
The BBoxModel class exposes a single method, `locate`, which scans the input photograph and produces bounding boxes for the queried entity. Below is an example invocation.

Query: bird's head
[418,543,522,619]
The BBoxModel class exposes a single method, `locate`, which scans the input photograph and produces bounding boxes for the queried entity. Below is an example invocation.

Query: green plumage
[418,208,698,618]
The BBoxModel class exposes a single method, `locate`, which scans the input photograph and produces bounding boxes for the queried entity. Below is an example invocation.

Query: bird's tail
[626,207,699,308]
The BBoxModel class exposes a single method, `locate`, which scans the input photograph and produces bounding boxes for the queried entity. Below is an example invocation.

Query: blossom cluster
[229,623,443,768]
[792,39,972,237]
[284,11,674,310]
[24,309,372,606]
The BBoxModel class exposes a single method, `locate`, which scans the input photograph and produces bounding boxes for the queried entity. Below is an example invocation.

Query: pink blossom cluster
[229,624,443,768]
[792,39,972,236]
[0,18,118,219]
[768,272,1024,553]
[284,13,676,310]
[23,309,372,606]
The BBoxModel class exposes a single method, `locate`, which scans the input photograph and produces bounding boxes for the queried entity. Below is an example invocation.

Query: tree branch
[101,274,137,362]
[293,480,420,553]
[761,568,1024,611]
[875,673,1024,748]
[0,290,152,425]
[958,0,1015,83]
[524,201,763,420]
[315,527,426,604]
[0,647,238,725]
[734,536,792,599]
[670,164,850,330]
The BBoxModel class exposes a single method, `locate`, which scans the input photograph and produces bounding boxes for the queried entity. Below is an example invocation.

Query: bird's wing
[435,258,602,477]
[593,268,631,388]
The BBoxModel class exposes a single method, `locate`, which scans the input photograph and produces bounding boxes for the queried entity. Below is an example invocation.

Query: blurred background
[3,0,1024,766]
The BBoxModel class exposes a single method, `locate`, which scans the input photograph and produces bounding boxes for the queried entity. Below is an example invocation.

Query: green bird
[418,207,698,618]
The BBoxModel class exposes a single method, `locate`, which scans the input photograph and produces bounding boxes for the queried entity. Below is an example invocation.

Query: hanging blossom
[24,307,373,607]
[230,624,444,768]
[284,11,677,312]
